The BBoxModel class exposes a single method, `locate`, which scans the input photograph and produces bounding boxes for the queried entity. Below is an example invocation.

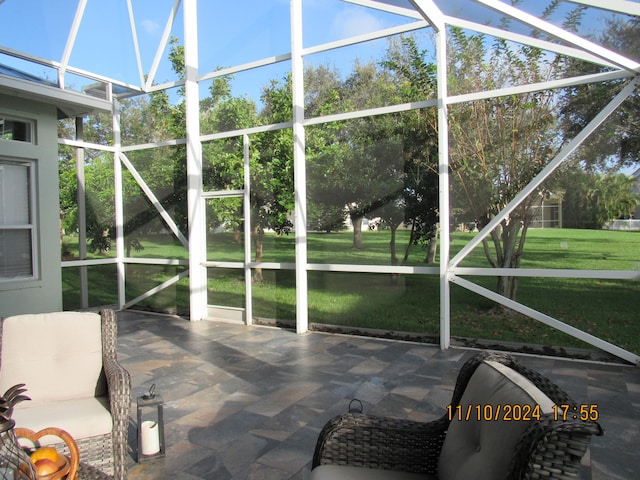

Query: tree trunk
[389,225,398,266]
[425,229,438,264]
[496,275,518,300]
[252,224,264,283]
[351,213,364,250]
[493,219,526,302]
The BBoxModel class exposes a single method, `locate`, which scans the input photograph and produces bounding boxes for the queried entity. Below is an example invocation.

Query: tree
[58,37,190,258]
[560,169,638,228]
[201,73,257,249]
[304,64,350,233]
[558,167,599,229]
[58,113,122,255]
[559,15,640,172]
[239,74,296,282]
[306,60,417,256]
[588,173,638,226]
[381,36,440,264]
[447,28,563,301]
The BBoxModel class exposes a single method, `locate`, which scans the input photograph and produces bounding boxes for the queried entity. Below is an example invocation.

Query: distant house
[529,191,562,229]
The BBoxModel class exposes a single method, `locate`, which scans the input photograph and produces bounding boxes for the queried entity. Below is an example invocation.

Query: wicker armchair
[312,351,603,480]
[0,309,130,480]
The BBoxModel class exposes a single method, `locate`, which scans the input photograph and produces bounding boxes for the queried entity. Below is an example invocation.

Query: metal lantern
[136,384,165,462]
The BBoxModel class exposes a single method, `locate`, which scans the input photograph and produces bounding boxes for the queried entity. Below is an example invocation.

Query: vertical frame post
[184,0,207,321]
[436,27,451,350]
[75,117,89,309]
[243,134,253,325]
[291,0,308,334]
[113,98,126,309]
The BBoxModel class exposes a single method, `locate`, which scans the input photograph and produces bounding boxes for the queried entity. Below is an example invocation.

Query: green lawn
[62,228,640,356]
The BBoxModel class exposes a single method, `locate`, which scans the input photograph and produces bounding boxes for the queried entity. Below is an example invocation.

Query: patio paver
[116,310,639,480]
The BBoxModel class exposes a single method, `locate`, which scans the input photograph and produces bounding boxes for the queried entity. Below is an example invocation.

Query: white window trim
[0,157,39,285]
[0,115,36,144]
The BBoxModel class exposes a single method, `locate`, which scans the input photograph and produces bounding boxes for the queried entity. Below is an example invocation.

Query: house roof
[0,63,111,119]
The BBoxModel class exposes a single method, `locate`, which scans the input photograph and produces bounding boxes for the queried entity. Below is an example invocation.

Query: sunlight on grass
[62,228,640,355]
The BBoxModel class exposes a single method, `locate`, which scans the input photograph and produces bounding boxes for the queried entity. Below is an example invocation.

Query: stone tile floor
[117,310,639,480]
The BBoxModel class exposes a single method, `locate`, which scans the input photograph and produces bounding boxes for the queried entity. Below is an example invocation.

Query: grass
[62,228,640,356]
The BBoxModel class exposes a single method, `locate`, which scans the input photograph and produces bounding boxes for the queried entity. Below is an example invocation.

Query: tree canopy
[59,17,638,301]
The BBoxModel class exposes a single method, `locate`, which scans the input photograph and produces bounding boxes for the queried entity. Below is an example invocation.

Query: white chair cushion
[0,312,104,402]
[11,396,113,445]
[438,360,555,480]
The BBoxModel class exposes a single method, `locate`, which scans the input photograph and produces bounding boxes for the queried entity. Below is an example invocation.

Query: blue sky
[0,0,421,103]
[0,0,633,106]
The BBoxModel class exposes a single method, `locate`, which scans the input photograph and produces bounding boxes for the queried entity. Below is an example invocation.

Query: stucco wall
[0,94,62,316]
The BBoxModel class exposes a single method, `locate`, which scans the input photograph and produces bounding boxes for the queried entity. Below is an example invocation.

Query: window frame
[0,115,35,144]
[0,157,38,284]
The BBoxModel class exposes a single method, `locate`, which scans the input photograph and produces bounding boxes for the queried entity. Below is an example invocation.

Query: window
[0,159,36,281]
[0,116,33,143]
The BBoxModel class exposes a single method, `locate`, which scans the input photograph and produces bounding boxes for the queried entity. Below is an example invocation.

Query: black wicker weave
[312,351,603,479]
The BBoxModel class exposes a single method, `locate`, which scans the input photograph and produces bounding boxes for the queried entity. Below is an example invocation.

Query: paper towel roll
[141,420,161,455]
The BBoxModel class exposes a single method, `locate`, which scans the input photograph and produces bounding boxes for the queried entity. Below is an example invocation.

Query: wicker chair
[0,309,130,480]
[311,351,603,480]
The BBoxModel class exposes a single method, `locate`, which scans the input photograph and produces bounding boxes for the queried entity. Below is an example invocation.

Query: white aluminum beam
[120,138,186,152]
[199,54,293,83]
[477,0,640,73]
[58,138,116,151]
[568,0,640,16]
[75,117,89,309]
[291,0,309,334]
[144,79,186,93]
[124,258,188,266]
[453,268,640,280]
[301,21,428,57]
[184,0,207,321]
[343,0,424,20]
[448,70,633,106]
[451,275,640,365]
[61,258,117,268]
[202,262,440,275]
[448,17,624,70]
[118,152,189,248]
[113,99,126,309]
[123,269,189,310]
[201,190,245,199]
[126,0,146,88]
[200,122,293,143]
[307,263,439,275]
[436,28,451,349]
[243,134,253,325]
[146,0,181,91]
[59,0,87,87]
[410,0,446,31]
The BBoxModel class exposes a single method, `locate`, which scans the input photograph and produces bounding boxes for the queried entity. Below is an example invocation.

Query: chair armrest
[312,413,449,474]
[100,309,131,480]
[104,356,131,480]
[104,357,131,421]
[514,414,604,480]
[100,308,131,430]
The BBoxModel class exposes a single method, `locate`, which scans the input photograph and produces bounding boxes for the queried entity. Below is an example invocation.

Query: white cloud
[141,19,161,35]
[332,7,386,38]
